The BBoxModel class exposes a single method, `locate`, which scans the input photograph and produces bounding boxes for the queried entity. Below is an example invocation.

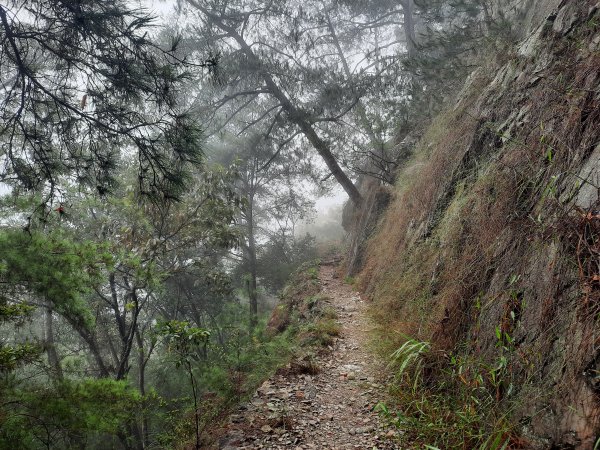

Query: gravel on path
[217,264,400,450]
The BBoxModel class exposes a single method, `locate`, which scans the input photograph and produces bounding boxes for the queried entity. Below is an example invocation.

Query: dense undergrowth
[0,258,339,450]
[197,259,340,447]
[0,303,296,449]
[361,2,600,448]
[150,259,340,448]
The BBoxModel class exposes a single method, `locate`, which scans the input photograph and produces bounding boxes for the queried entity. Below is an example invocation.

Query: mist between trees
[0,0,518,447]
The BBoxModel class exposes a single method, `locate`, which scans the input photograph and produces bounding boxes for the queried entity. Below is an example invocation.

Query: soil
[216,264,400,449]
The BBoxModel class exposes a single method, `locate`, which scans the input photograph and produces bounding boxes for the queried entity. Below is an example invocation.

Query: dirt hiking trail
[217,264,400,449]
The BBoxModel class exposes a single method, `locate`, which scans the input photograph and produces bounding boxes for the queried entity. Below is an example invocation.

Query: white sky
[141,0,177,17]
[315,186,346,213]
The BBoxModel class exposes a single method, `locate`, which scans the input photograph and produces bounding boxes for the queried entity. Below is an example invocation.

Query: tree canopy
[0,0,207,200]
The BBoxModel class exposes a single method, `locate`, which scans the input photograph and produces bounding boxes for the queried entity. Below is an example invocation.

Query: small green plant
[321,306,338,320]
[480,432,510,450]
[306,266,319,279]
[389,336,431,391]
[299,319,341,347]
[158,320,210,450]
[304,295,320,310]
[375,334,517,449]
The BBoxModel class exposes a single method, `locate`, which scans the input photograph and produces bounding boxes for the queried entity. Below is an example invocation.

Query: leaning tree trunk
[256,69,363,207]
[189,5,364,207]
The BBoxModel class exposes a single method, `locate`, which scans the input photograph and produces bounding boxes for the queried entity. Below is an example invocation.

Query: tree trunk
[79,330,111,377]
[115,292,140,380]
[482,1,493,32]
[246,196,259,328]
[187,360,201,450]
[136,330,149,449]
[44,302,63,380]
[402,0,417,58]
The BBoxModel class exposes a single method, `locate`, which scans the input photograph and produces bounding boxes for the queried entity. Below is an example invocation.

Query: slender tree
[216,130,313,325]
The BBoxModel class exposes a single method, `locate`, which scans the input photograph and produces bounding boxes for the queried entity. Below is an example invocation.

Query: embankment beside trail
[353,1,600,448]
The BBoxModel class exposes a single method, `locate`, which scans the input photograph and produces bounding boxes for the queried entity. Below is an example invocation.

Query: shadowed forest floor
[216,264,400,449]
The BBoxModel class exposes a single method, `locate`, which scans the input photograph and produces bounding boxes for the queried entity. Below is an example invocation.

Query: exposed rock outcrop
[356,1,600,447]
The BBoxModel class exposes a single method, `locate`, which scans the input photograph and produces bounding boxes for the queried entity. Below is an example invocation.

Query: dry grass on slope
[360,2,600,447]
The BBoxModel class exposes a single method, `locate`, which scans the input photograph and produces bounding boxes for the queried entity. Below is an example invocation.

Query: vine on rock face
[572,209,600,312]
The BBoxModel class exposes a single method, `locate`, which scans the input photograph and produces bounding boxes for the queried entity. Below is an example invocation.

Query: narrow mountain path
[218,264,399,449]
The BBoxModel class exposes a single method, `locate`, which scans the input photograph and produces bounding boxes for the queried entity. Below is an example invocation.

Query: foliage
[388,336,431,391]
[0,230,109,327]
[213,130,316,323]
[376,338,514,449]
[298,318,341,347]
[0,378,147,449]
[158,320,211,449]
[151,302,298,447]
[0,0,207,201]
[158,320,211,365]
[0,343,41,373]
[0,301,37,372]
[256,233,319,294]
[151,260,333,446]
[0,229,109,373]
[0,155,242,444]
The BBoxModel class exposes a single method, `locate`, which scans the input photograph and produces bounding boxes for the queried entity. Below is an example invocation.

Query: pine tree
[0,0,206,201]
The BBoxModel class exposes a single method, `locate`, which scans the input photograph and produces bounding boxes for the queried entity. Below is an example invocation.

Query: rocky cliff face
[355,1,600,447]
[490,0,562,38]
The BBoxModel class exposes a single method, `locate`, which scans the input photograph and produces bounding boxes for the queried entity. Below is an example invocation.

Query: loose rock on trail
[217,264,400,449]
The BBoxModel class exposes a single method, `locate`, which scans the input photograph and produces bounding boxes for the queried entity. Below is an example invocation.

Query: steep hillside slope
[358,1,600,447]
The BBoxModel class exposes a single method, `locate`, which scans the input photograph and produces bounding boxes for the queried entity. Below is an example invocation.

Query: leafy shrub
[0,379,147,449]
